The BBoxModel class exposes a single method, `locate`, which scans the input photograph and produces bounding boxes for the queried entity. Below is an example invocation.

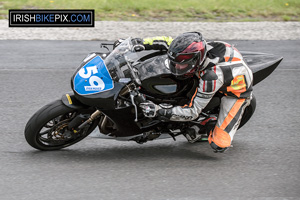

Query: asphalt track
[0,40,299,199]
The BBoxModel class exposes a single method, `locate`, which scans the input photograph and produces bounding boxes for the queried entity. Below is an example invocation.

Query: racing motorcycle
[24,38,283,150]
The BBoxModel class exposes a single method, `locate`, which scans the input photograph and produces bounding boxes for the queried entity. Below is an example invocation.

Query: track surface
[0,40,299,199]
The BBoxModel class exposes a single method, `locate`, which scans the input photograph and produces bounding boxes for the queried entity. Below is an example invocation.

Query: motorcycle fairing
[240,51,283,85]
[73,56,114,95]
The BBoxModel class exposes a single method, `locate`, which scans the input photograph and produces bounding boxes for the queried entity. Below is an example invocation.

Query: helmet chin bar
[197,45,208,71]
[174,66,197,80]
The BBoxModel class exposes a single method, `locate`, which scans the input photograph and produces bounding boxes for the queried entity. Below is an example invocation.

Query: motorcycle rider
[115,32,253,153]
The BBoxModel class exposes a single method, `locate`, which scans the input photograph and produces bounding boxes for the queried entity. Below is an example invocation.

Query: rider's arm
[162,66,224,121]
[143,36,173,51]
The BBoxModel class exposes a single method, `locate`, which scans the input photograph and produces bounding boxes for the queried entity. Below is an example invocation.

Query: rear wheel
[24,100,99,150]
[238,95,256,129]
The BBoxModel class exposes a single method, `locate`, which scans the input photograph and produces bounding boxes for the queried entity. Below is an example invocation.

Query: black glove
[131,38,145,52]
[139,101,161,118]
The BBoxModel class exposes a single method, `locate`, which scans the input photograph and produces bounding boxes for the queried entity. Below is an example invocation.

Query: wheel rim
[37,111,89,147]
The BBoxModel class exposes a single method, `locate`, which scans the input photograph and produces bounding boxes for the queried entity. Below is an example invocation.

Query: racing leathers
[140,36,253,151]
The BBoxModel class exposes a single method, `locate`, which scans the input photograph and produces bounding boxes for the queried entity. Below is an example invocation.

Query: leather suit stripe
[220,98,246,130]
[224,100,248,133]
[182,88,198,108]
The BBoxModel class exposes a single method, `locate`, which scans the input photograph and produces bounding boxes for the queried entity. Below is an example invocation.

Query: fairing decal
[74,56,114,95]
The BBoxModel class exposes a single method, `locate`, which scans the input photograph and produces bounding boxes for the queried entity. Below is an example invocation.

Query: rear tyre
[238,95,256,129]
[24,100,99,151]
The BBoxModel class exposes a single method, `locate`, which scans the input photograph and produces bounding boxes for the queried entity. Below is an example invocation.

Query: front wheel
[24,100,99,150]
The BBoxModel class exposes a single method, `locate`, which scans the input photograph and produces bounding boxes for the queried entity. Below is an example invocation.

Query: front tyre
[24,100,99,151]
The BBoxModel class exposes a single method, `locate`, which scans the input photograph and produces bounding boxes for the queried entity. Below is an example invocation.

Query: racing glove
[139,101,173,120]
[139,101,161,118]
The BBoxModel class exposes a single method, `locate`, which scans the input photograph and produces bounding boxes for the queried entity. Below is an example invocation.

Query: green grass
[1,0,300,21]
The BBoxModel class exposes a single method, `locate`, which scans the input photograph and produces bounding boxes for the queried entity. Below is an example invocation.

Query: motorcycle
[24,38,283,150]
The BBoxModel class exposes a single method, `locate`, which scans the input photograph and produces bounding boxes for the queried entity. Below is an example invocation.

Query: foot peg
[183,126,204,143]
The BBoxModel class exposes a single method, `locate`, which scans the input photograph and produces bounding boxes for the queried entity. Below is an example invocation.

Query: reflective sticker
[229,75,246,91]
[74,56,114,95]
[66,94,73,104]
[227,75,247,97]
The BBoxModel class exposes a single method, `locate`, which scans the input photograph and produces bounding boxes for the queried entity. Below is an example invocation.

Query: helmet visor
[168,52,200,76]
[174,53,197,63]
[168,60,195,76]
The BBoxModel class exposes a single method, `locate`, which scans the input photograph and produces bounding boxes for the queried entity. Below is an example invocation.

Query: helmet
[167,32,207,77]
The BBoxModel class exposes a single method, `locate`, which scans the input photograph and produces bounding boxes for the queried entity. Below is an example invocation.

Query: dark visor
[175,53,197,63]
[168,60,195,76]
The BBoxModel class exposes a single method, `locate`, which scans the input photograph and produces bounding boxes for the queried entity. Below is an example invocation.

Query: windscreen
[104,38,139,82]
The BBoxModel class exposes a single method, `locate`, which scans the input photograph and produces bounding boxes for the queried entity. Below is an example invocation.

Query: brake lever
[129,88,146,122]
[130,91,139,122]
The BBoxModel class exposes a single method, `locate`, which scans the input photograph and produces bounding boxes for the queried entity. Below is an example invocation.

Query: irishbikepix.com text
[9,10,94,27]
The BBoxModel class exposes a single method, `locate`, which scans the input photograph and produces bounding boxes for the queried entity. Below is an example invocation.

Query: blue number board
[74,56,114,95]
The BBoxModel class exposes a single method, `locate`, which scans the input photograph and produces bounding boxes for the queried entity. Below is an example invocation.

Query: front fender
[61,92,89,109]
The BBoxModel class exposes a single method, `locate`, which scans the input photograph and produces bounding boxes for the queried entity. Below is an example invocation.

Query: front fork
[61,93,103,131]
[78,110,102,129]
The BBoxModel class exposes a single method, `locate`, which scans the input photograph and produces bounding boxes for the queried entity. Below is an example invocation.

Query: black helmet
[167,32,207,77]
